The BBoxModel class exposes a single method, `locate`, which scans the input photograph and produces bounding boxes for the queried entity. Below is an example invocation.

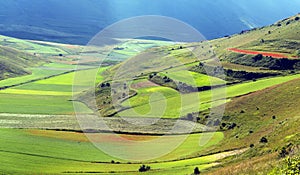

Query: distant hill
[0,45,41,80]
[0,0,300,44]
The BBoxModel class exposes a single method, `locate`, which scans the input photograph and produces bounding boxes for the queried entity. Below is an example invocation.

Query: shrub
[194,167,201,174]
[295,16,300,21]
[260,137,268,143]
[279,147,288,158]
[139,165,151,172]
[187,113,193,121]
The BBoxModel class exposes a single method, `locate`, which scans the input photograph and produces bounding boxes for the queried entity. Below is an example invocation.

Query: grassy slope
[203,78,300,174]
[212,14,300,59]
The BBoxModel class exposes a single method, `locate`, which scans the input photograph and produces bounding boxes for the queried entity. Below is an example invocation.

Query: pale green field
[109,39,173,61]
[0,35,68,54]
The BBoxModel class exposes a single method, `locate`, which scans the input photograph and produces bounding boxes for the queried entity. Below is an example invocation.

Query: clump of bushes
[220,122,237,130]
[139,165,151,172]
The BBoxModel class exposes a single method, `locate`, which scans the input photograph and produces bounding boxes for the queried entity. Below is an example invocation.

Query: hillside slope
[203,78,300,174]
[0,45,42,80]
[213,14,300,58]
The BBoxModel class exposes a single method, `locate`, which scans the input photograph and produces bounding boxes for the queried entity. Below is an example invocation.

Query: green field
[0,62,93,88]
[160,70,226,87]
[0,64,109,114]
[0,129,228,174]
[120,74,300,118]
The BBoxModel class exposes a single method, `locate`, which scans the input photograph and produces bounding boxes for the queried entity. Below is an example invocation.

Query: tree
[194,167,200,174]
[295,16,300,21]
